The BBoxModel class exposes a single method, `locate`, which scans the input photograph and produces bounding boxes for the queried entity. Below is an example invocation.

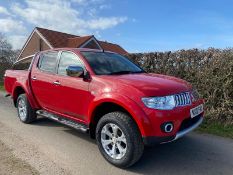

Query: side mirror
[66,66,84,77]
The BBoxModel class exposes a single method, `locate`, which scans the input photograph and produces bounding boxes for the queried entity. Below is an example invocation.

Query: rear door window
[38,51,58,73]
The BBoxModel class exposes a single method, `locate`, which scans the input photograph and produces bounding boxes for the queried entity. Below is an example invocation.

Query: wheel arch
[88,96,150,139]
[13,86,27,107]
[12,80,40,109]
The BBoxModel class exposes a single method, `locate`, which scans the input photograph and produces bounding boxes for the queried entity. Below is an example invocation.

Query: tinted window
[81,52,144,75]
[58,52,83,76]
[13,57,33,70]
[38,51,58,73]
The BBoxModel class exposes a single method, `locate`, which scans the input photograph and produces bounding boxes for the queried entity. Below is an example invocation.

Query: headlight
[142,95,176,110]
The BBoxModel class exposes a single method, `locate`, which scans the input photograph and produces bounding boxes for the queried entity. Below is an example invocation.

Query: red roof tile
[98,41,128,55]
[36,27,77,48]
[67,35,93,48]
[36,27,128,54]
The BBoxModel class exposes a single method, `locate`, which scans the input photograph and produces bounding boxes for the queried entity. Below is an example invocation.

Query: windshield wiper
[110,70,144,75]
[110,71,132,75]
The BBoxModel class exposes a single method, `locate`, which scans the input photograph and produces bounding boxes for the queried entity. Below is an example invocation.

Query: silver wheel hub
[18,99,27,121]
[101,123,127,160]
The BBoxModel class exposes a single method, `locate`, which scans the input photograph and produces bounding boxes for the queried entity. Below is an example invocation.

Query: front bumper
[143,115,203,146]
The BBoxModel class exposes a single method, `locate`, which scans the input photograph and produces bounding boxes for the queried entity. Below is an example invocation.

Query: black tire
[96,112,144,168]
[16,94,37,124]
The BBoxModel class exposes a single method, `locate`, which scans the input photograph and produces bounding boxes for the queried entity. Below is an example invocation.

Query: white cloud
[87,17,127,30]
[0,6,10,15]
[0,18,26,33]
[70,0,85,3]
[73,0,105,5]
[11,0,127,35]
[8,35,27,50]
[11,1,81,33]
[87,8,98,17]
[99,4,111,10]
[0,0,128,49]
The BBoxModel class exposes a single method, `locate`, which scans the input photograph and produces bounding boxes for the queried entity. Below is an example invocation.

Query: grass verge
[0,82,4,91]
[197,120,233,139]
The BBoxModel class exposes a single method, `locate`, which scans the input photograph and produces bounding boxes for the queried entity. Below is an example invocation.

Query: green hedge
[127,48,233,125]
[0,82,4,91]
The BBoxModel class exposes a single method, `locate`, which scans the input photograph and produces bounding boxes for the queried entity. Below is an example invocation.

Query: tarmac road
[0,91,232,175]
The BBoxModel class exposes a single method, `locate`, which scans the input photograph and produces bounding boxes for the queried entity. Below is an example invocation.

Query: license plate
[190,104,204,118]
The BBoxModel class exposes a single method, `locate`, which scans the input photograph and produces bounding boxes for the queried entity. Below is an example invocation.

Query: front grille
[191,89,199,102]
[178,114,201,132]
[174,92,191,106]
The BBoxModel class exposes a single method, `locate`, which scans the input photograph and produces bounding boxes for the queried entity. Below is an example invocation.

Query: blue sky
[0,0,233,52]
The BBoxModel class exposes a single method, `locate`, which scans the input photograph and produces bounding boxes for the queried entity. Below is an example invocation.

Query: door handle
[53,81,61,85]
[32,76,37,80]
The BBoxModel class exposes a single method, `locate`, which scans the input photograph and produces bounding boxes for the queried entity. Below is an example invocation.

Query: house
[17,27,128,61]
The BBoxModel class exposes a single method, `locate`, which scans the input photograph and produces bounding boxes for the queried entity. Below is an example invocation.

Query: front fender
[88,93,152,136]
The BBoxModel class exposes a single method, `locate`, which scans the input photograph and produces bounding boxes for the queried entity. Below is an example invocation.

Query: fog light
[161,122,174,133]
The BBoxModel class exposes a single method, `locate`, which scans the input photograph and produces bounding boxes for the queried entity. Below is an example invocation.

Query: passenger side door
[31,51,60,111]
[54,51,91,122]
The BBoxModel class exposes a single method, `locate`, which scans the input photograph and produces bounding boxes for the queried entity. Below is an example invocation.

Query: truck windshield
[81,51,145,75]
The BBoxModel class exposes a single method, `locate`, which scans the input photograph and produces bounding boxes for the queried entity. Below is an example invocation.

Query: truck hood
[107,73,192,96]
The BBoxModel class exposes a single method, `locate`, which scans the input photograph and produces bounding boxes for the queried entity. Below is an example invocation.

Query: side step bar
[36,110,89,133]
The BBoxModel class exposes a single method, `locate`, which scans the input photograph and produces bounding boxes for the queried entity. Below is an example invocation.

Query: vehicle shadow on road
[32,117,64,127]
[31,118,231,174]
[64,129,96,145]
[127,135,223,175]
[32,117,96,145]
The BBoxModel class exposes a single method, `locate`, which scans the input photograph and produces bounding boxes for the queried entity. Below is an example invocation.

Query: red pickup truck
[4,48,204,168]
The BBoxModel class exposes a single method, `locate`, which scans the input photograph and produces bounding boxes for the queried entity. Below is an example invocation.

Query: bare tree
[0,33,19,81]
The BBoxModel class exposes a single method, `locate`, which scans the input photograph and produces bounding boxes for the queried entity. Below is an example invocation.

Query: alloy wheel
[18,98,27,121]
[101,123,127,160]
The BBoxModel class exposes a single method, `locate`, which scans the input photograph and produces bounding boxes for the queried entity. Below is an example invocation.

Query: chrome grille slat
[178,95,181,105]
[184,95,186,105]
[181,94,184,105]
[177,96,180,106]
[185,94,188,104]
[183,94,186,105]
[175,92,191,107]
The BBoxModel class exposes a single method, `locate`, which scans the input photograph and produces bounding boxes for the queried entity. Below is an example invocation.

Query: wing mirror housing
[66,66,91,81]
[66,66,84,77]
